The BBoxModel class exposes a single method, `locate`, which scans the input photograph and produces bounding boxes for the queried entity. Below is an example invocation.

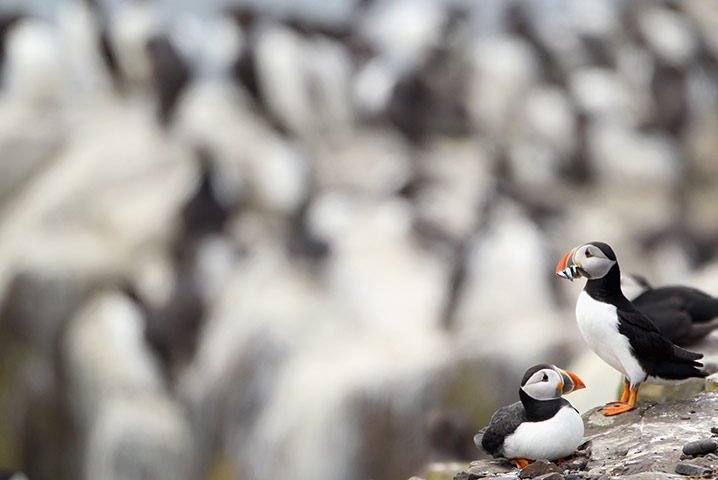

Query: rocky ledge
[432,392,718,480]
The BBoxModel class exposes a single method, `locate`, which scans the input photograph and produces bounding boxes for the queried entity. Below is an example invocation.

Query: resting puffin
[621,273,718,346]
[555,241,708,416]
[474,364,585,468]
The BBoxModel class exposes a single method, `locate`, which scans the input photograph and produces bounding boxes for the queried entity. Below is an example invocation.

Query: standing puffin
[474,364,585,468]
[621,273,718,346]
[555,241,708,416]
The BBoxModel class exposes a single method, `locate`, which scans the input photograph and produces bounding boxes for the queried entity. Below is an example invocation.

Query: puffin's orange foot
[511,458,532,469]
[601,384,639,416]
[600,403,634,416]
[606,380,631,405]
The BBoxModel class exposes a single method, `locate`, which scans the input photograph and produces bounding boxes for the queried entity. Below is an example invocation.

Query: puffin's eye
[541,373,548,382]
[585,249,593,258]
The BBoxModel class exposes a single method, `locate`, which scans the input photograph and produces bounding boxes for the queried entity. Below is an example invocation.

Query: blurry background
[0,0,717,479]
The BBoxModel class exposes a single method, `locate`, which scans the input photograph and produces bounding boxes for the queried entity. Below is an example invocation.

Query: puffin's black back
[633,286,718,345]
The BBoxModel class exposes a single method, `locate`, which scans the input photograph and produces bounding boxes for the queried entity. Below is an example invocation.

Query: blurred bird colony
[0,0,717,479]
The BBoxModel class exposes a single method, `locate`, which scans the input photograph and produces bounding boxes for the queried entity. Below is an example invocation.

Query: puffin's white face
[555,242,617,281]
[520,365,585,400]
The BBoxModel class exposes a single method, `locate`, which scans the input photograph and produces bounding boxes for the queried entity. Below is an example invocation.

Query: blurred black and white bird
[622,273,718,346]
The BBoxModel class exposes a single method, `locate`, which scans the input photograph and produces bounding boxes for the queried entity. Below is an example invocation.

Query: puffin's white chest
[575,290,645,383]
[503,406,584,461]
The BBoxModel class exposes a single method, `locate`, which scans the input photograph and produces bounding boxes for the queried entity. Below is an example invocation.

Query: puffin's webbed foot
[600,403,633,416]
[510,458,532,469]
[606,379,631,405]
[600,384,639,416]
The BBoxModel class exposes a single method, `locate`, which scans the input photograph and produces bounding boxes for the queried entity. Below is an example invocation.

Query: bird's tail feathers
[473,428,489,454]
[671,344,703,361]
[656,358,708,379]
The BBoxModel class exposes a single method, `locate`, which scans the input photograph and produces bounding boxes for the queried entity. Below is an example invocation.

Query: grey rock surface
[674,462,713,476]
[518,460,562,479]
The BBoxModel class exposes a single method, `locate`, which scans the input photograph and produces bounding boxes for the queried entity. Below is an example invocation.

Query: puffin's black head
[520,364,585,400]
[555,241,618,281]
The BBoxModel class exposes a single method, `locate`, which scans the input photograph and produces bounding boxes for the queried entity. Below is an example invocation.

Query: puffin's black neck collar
[519,389,564,421]
[585,263,625,304]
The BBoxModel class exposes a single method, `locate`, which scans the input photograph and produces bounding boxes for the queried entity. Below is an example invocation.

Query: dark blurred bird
[178,147,232,245]
[386,47,470,144]
[637,219,718,269]
[287,197,331,262]
[81,0,124,92]
[622,273,718,346]
[0,12,22,83]
[504,3,566,87]
[147,34,191,127]
[227,8,261,105]
[145,149,233,374]
[423,409,475,462]
[648,60,687,136]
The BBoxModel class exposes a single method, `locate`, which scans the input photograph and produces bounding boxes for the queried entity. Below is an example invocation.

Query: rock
[674,462,713,476]
[558,455,589,471]
[706,374,718,392]
[533,474,562,480]
[609,455,654,476]
[518,460,561,479]
[581,395,718,476]
[682,439,718,456]
[452,471,482,480]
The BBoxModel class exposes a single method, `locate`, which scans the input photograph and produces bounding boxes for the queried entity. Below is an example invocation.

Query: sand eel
[474,364,585,468]
[622,273,718,346]
[555,241,708,416]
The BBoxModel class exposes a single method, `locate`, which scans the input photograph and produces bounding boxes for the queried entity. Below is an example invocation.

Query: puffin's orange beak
[555,247,581,281]
[557,368,586,394]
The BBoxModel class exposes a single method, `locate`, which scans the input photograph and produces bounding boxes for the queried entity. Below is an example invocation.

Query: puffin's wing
[633,299,692,343]
[478,402,525,457]
[617,307,700,358]
[616,303,664,335]
[618,308,707,377]
[667,287,718,324]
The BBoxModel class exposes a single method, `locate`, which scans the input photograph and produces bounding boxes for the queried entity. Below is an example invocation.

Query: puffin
[621,273,718,346]
[555,241,708,416]
[474,364,585,468]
